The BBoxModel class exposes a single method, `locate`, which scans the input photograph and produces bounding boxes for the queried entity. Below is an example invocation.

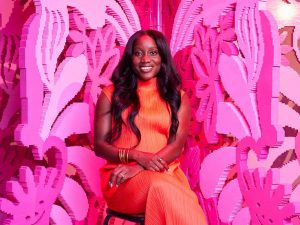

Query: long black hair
[107,30,182,145]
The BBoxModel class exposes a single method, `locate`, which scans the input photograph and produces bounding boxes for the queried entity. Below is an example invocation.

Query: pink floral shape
[105,0,141,46]
[218,54,261,140]
[241,168,300,224]
[200,147,236,198]
[0,146,26,192]
[16,0,69,155]
[0,136,67,224]
[235,1,264,86]
[191,24,224,143]
[40,55,88,140]
[236,132,300,224]
[84,25,120,105]
[58,177,89,221]
[16,0,89,160]
[67,146,106,197]
[0,34,20,131]
[170,0,204,54]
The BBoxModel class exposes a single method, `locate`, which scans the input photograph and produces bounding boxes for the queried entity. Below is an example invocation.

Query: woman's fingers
[157,157,169,171]
[150,156,169,171]
[110,165,127,187]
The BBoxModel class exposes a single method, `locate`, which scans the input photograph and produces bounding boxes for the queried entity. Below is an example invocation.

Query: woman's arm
[94,91,120,161]
[156,93,191,163]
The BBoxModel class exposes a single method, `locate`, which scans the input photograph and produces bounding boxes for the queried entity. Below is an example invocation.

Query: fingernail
[109,182,113,188]
[116,184,119,188]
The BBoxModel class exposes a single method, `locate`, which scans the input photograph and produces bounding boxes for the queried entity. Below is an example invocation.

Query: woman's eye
[134,51,143,56]
[149,50,158,56]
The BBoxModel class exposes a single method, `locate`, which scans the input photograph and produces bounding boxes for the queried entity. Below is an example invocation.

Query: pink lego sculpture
[0,0,299,224]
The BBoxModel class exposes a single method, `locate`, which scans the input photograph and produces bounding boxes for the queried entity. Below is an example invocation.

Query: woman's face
[132,35,161,81]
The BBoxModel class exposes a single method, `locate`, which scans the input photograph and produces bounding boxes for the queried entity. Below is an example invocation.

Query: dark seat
[103,208,145,225]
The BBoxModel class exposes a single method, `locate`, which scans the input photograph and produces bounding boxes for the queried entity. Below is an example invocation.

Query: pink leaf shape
[221,28,237,41]
[59,177,89,221]
[199,147,236,198]
[216,102,251,139]
[219,54,261,140]
[40,55,88,140]
[232,207,250,225]
[220,41,239,56]
[50,103,90,139]
[217,179,243,223]
[65,43,85,57]
[50,205,72,225]
[68,30,84,43]
[67,146,106,197]
[105,0,141,46]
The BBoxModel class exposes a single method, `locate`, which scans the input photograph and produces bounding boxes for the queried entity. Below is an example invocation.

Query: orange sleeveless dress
[100,77,207,225]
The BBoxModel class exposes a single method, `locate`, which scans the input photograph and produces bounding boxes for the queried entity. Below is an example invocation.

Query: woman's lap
[101,167,198,214]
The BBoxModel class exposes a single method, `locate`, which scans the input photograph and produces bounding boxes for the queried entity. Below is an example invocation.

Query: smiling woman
[94,30,207,225]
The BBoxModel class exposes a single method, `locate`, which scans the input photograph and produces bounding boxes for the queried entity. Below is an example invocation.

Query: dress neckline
[137,77,158,91]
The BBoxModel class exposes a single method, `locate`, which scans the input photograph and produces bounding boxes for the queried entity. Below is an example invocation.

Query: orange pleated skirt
[100,166,207,225]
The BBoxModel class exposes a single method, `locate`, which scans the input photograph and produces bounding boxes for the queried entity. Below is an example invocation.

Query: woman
[94,29,207,225]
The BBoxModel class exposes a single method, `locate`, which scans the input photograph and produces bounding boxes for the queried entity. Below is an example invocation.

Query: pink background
[0,0,299,224]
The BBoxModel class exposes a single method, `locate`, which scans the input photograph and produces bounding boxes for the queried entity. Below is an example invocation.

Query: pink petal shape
[50,205,73,225]
[217,179,243,223]
[221,28,237,41]
[68,30,84,43]
[216,102,251,139]
[50,103,90,139]
[67,146,105,197]
[59,177,89,221]
[219,54,261,140]
[220,41,239,56]
[200,147,236,198]
[65,43,85,57]
[232,207,251,225]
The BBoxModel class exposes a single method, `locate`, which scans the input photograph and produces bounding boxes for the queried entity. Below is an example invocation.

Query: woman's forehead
[134,35,157,49]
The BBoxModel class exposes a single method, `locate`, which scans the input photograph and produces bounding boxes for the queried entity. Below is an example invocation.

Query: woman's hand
[133,151,169,172]
[109,164,144,188]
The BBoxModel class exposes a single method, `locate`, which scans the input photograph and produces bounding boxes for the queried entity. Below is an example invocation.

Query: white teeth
[140,66,152,72]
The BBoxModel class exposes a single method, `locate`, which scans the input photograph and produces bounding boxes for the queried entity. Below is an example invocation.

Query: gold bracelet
[126,149,130,164]
[118,148,125,163]
[118,148,131,164]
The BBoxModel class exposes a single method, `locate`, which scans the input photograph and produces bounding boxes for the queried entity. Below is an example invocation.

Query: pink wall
[0,0,299,224]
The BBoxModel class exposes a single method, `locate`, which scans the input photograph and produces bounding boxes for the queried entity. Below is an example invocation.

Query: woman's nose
[141,54,150,62]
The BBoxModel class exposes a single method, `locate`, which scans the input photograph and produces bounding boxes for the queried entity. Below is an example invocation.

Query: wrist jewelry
[118,148,130,164]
